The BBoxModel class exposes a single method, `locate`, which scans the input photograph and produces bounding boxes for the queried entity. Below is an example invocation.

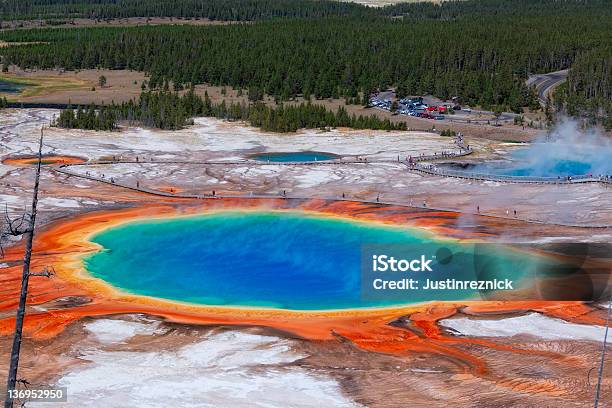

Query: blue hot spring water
[251,152,337,162]
[466,135,612,178]
[84,212,541,310]
[0,80,26,94]
[475,148,595,177]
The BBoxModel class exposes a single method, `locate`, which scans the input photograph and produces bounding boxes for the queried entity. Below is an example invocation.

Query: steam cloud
[510,117,612,177]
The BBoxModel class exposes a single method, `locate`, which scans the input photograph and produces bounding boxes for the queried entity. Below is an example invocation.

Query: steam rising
[507,118,612,177]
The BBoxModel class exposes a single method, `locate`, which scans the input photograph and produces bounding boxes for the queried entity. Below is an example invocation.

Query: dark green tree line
[55,89,408,132]
[553,49,611,129]
[54,104,117,130]
[0,0,367,21]
[0,0,605,22]
[0,0,609,122]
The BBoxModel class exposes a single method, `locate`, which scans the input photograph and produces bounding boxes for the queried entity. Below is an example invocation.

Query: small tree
[362,89,371,106]
[248,87,263,102]
[514,115,525,126]
[98,75,107,88]
[544,99,554,127]
[493,105,503,125]
[391,100,399,113]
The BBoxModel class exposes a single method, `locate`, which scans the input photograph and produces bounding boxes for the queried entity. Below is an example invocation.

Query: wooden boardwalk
[50,156,612,229]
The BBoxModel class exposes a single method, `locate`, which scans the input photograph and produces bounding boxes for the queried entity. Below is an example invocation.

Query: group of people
[404,147,467,169]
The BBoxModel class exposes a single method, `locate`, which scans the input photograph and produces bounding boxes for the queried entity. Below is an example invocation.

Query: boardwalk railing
[53,145,612,189]
[409,146,473,163]
[409,162,612,185]
[406,143,612,185]
[50,164,611,229]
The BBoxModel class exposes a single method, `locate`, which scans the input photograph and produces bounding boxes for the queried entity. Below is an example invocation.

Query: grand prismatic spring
[83,211,543,310]
[2,198,602,342]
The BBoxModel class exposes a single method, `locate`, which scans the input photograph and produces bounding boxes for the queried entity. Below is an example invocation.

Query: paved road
[526,69,569,106]
[447,109,516,125]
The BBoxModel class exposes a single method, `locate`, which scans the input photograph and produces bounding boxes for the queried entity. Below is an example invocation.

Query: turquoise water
[464,145,609,177]
[84,212,541,310]
[251,151,337,162]
[502,160,591,177]
[0,80,26,94]
[475,149,593,177]
[470,160,592,177]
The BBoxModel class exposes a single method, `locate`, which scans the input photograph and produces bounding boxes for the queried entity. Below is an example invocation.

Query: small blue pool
[251,151,338,162]
[0,80,26,94]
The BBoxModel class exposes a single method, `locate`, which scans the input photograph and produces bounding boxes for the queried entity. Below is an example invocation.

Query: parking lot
[369,90,517,125]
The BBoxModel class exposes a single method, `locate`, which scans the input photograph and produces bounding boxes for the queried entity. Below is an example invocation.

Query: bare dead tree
[0,205,29,258]
[4,128,45,408]
[3,205,28,235]
[594,289,612,408]
[28,266,55,278]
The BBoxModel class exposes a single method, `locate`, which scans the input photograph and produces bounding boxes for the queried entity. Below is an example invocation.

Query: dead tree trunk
[4,128,44,408]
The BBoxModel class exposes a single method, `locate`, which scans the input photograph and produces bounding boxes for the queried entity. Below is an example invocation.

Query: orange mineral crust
[0,199,604,371]
[2,155,86,166]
